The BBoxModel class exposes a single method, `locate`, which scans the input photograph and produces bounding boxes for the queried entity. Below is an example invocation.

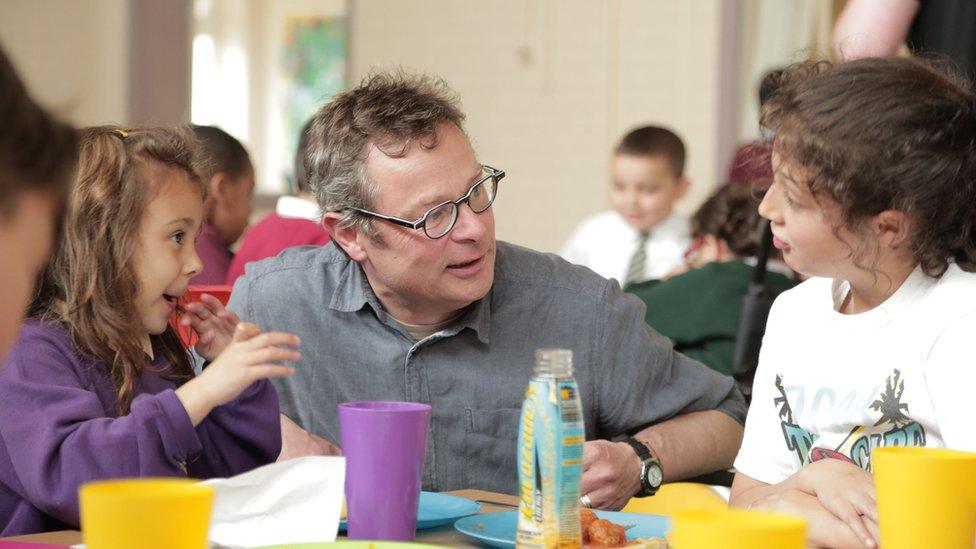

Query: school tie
[623,231,650,287]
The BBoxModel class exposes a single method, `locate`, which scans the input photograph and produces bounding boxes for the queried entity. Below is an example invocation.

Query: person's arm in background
[833,0,919,60]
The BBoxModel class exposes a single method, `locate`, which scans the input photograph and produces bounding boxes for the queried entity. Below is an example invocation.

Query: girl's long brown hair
[30,126,207,415]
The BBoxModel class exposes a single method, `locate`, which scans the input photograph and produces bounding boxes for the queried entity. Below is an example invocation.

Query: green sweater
[625,260,796,375]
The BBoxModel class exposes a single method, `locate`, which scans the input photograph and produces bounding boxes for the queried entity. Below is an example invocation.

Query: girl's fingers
[243,331,301,350]
[219,314,239,334]
[184,302,213,320]
[855,494,878,522]
[250,347,302,364]
[200,293,226,312]
[841,508,875,549]
[233,322,262,342]
[248,364,296,380]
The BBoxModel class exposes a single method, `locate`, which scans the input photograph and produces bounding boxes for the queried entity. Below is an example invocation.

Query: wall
[350,0,725,252]
[1,0,729,253]
[0,0,130,126]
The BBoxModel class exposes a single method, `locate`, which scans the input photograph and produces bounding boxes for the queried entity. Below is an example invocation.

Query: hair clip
[114,129,129,139]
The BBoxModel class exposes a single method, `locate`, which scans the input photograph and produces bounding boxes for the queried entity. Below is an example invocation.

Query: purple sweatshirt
[0,320,282,535]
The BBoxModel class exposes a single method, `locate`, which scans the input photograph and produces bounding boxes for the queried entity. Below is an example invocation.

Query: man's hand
[797,459,879,549]
[579,440,641,510]
[277,413,342,461]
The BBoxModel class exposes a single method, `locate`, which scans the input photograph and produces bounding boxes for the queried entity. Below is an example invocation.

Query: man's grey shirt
[228,241,746,495]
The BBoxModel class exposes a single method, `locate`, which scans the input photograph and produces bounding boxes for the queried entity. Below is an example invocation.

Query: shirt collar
[327,247,492,344]
[276,195,322,221]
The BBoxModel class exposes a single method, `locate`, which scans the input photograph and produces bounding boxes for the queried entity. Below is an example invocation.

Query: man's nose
[450,201,488,241]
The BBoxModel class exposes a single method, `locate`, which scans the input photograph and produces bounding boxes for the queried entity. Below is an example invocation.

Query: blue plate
[454,510,671,549]
[339,492,480,532]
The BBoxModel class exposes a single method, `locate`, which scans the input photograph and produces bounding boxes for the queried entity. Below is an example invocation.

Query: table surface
[0,489,518,547]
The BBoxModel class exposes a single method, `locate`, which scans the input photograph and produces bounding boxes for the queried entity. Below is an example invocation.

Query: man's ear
[322,211,367,262]
[873,210,912,249]
[675,176,691,200]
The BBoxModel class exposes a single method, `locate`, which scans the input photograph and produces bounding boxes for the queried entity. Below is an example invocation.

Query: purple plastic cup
[339,401,432,541]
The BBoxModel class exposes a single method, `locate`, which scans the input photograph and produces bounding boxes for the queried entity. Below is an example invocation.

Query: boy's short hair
[190,125,251,181]
[614,125,686,178]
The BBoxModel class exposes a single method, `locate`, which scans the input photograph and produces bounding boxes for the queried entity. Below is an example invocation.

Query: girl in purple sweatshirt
[0,126,301,535]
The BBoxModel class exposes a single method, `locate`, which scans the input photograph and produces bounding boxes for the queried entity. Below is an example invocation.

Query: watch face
[647,462,663,487]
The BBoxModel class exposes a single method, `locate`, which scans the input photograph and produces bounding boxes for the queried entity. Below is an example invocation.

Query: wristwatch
[622,437,662,497]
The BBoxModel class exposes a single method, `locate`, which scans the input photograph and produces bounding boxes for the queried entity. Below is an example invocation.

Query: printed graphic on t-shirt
[774,369,926,471]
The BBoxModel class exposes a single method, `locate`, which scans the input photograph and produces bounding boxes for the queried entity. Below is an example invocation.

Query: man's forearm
[633,409,743,481]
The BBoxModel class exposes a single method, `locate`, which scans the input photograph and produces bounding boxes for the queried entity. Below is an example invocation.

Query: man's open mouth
[448,256,483,269]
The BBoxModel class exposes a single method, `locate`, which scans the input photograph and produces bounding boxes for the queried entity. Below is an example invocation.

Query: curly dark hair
[762,56,976,277]
[692,183,763,258]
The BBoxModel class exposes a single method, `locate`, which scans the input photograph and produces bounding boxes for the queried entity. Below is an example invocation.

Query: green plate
[255,542,445,548]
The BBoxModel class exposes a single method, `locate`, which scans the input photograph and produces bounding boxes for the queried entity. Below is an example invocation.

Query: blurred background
[0,0,844,253]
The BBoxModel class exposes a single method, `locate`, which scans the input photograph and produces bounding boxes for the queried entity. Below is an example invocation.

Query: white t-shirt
[560,211,690,283]
[735,263,976,485]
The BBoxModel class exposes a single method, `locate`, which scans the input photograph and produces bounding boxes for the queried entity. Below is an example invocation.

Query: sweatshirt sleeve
[190,378,282,478]
[0,325,202,527]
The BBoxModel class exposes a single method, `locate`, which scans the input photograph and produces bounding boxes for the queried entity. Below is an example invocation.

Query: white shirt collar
[276,195,321,222]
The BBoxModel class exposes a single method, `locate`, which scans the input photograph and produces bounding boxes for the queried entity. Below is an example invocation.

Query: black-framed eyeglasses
[346,164,504,239]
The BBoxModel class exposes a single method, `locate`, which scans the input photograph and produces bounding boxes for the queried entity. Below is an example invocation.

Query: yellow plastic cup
[873,446,976,549]
[79,478,214,549]
[669,508,806,549]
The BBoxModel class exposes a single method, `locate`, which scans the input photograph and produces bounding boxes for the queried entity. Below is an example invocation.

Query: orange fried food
[580,508,598,543]
[587,518,627,547]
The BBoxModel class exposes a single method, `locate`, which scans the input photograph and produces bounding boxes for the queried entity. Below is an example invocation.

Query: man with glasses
[227,72,746,509]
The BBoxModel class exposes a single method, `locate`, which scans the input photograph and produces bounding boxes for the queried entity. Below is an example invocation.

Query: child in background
[191,125,255,284]
[0,45,77,361]
[561,126,691,286]
[627,183,796,375]
[0,126,300,536]
[730,57,976,549]
[226,120,330,286]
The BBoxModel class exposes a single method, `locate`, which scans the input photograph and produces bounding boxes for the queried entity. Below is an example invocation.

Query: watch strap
[622,437,660,497]
[622,437,651,460]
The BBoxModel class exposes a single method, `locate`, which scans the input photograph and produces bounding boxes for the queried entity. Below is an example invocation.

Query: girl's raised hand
[176,322,300,425]
[180,293,241,360]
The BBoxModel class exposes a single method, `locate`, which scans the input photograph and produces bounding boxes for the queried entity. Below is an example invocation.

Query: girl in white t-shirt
[730,57,976,549]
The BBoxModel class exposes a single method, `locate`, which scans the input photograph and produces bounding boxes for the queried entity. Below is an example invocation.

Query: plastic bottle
[516,349,584,549]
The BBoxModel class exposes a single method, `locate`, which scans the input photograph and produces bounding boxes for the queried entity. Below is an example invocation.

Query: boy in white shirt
[560,126,690,285]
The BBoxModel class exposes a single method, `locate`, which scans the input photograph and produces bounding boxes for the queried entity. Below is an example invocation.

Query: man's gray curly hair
[304,70,466,237]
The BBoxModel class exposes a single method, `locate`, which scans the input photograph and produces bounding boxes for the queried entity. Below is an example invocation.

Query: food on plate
[579,508,669,548]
